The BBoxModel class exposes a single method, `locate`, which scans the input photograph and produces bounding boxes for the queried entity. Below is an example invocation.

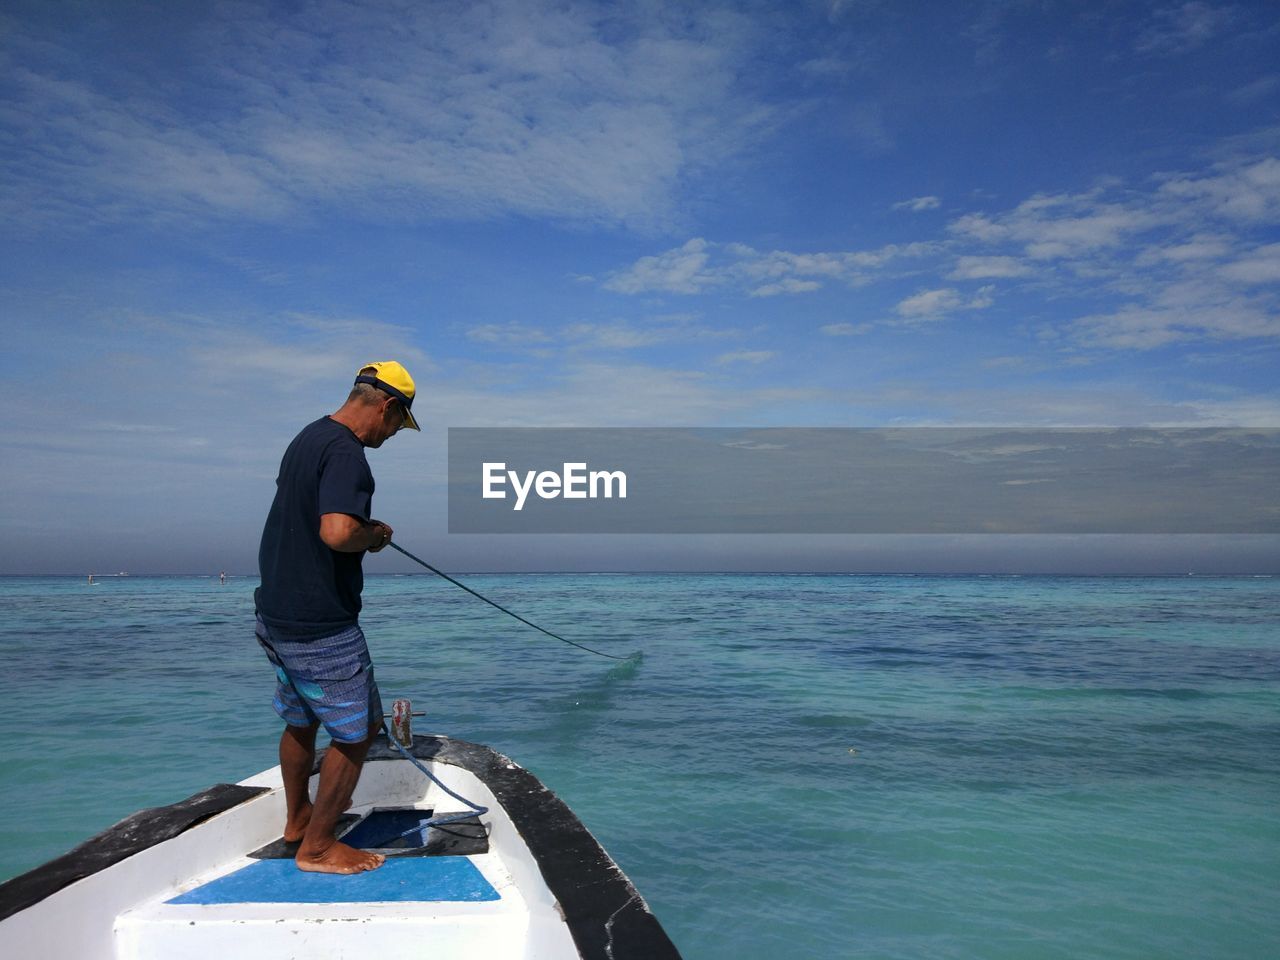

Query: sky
[2,0,1279,574]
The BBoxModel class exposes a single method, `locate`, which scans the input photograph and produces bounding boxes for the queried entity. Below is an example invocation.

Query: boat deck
[0,735,683,960]
[115,829,538,959]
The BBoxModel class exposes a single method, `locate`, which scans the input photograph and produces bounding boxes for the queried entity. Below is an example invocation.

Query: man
[254,361,420,874]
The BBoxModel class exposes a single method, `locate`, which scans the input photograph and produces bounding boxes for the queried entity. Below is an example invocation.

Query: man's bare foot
[295,839,385,874]
[283,801,313,844]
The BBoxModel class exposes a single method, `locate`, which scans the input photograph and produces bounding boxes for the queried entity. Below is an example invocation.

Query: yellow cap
[355,361,421,431]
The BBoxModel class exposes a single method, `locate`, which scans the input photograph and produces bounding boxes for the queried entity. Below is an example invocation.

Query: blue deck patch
[167,856,500,904]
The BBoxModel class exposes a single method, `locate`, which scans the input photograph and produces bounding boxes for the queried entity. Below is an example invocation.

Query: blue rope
[366,722,490,848]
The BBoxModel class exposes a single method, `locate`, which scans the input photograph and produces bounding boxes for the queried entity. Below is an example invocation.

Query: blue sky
[2,0,1278,574]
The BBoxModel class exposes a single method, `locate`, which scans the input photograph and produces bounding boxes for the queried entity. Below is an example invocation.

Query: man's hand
[366,519,394,552]
[320,514,394,553]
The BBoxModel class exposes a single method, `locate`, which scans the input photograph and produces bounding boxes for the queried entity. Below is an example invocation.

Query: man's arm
[319,513,394,553]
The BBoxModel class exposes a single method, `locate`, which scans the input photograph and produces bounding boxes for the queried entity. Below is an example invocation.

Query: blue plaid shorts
[255,614,383,743]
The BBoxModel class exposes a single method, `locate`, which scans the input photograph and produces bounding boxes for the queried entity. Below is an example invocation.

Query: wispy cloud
[896,288,965,319]
[603,153,1280,350]
[465,313,740,352]
[820,322,872,336]
[1,1,773,231]
[948,190,1162,261]
[1226,74,1280,105]
[895,286,994,321]
[603,239,720,294]
[1158,157,1280,221]
[605,237,937,296]
[92,423,181,435]
[1220,242,1280,284]
[935,158,1280,347]
[750,278,824,297]
[1069,297,1280,350]
[1135,2,1237,56]
[893,195,941,212]
[1137,234,1234,263]
[467,322,555,346]
[949,255,1031,279]
[716,350,775,365]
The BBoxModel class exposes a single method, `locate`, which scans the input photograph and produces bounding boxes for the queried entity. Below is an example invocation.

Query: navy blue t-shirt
[255,417,375,637]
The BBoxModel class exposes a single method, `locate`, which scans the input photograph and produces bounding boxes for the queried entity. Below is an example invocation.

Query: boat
[0,707,681,959]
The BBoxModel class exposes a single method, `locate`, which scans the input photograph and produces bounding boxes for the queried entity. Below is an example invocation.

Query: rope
[387,541,635,661]
[365,722,490,848]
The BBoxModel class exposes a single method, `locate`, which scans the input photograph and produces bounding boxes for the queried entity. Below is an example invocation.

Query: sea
[1,573,1277,959]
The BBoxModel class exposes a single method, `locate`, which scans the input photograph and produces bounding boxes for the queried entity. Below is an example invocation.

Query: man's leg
[279,723,318,843]
[295,722,385,874]
[258,616,321,845]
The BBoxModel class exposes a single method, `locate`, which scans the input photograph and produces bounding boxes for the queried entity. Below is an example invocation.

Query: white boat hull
[0,735,679,959]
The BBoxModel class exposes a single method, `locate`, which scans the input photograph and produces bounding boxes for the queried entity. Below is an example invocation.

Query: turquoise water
[2,573,1278,958]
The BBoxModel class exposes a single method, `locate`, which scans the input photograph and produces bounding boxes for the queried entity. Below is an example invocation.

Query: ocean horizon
[3,572,1277,958]
[9,570,1278,578]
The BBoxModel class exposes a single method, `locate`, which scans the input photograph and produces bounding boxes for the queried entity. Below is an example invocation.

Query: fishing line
[387,541,637,661]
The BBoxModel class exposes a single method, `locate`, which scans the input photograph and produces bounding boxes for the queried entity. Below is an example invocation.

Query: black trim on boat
[361,734,683,960]
[0,783,269,921]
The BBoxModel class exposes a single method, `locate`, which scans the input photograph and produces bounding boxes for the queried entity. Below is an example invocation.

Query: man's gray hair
[347,366,389,405]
